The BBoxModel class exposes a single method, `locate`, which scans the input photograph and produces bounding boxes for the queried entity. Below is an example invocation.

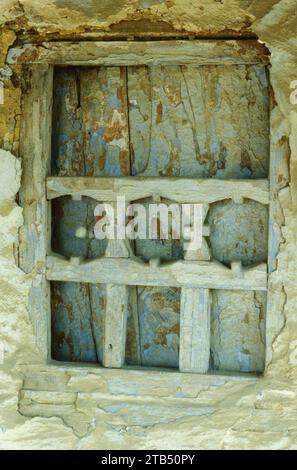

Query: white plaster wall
[0,0,297,450]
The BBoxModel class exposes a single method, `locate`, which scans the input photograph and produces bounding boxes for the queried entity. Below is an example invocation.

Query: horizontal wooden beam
[7,40,269,66]
[46,177,269,205]
[46,255,267,291]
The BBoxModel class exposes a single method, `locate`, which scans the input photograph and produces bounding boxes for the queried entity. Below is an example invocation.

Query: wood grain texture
[49,60,270,372]
[103,228,131,368]
[137,286,180,368]
[47,176,270,204]
[19,65,53,360]
[127,64,269,179]
[103,284,129,368]
[51,66,132,364]
[7,40,269,66]
[114,63,268,371]
[180,288,211,373]
[47,255,268,291]
[180,205,211,373]
[211,290,266,373]
[52,67,98,363]
[51,281,103,363]
[208,199,268,268]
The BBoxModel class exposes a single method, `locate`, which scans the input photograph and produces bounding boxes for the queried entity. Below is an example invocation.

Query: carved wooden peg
[71,193,82,201]
[232,194,244,204]
[183,203,211,262]
[105,239,133,259]
[75,227,87,239]
[70,256,83,266]
[231,261,244,278]
[149,257,161,268]
[152,194,161,203]
[202,224,210,237]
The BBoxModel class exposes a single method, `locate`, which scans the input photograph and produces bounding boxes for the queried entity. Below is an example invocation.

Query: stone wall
[0,0,297,449]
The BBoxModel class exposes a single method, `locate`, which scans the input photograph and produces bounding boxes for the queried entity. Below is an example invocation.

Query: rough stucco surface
[0,0,297,450]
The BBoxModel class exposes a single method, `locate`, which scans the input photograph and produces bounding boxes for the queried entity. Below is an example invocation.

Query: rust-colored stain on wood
[51,61,269,372]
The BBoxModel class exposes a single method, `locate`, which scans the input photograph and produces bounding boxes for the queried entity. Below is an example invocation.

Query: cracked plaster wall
[0,0,297,450]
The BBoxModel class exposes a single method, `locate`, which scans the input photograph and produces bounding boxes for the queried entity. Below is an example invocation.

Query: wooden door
[51,63,269,373]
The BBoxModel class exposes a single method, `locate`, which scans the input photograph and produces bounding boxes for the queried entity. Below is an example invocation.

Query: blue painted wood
[128,65,269,179]
[51,66,131,364]
[137,286,180,368]
[52,63,270,372]
[127,64,269,372]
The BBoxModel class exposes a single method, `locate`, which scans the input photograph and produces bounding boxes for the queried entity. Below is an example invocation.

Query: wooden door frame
[15,39,279,381]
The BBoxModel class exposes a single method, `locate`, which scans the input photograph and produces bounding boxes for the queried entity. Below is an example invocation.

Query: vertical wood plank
[128,65,269,179]
[19,64,53,360]
[80,66,130,177]
[211,289,265,372]
[52,66,140,365]
[128,66,182,367]
[102,208,130,369]
[51,67,100,363]
[180,204,211,373]
[127,64,269,370]
[51,62,270,374]
[79,67,139,367]
[179,288,211,373]
[103,283,129,368]
[80,66,141,364]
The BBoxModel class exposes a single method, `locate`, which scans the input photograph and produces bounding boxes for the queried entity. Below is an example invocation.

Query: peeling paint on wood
[51,61,269,372]
[128,64,269,178]
[7,40,270,66]
[211,290,266,373]
[51,66,132,364]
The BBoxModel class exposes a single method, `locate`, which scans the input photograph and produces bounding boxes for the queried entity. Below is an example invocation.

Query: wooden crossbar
[46,177,269,205]
[46,255,267,291]
[7,40,269,66]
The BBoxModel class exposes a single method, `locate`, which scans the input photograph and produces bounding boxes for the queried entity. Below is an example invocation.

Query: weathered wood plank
[49,61,270,374]
[207,195,268,373]
[51,281,103,363]
[7,40,269,66]
[51,66,132,364]
[103,284,129,368]
[126,63,269,372]
[47,176,269,205]
[179,288,211,373]
[19,64,53,360]
[211,290,266,373]
[51,67,101,363]
[123,62,267,369]
[127,64,269,179]
[127,65,185,367]
[80,67,130,177]
[80,68,139,366]
[137,286,180,368]
[208,199,269,267]
[47,256,267,291]
[180,203,211,373]
[103,226,130,368]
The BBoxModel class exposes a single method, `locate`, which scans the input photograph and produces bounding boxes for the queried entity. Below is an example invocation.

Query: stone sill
[20,361,261,400]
